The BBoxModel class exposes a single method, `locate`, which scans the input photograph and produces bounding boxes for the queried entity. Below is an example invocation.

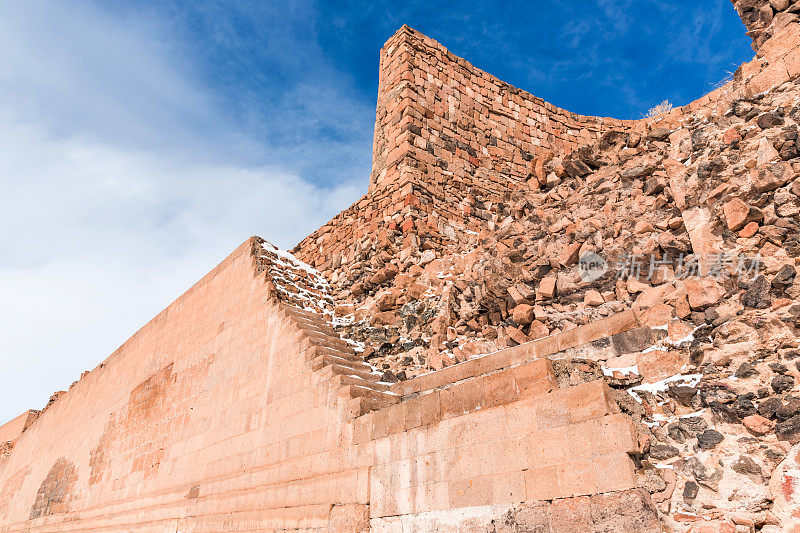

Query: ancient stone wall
[368,25,634,194]
[0,238,654,532]
[293,26,635,279]
[3,2,800,531]
[0,240,375,531]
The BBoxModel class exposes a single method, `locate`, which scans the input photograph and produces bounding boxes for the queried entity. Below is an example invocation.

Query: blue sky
[0,0,752,423]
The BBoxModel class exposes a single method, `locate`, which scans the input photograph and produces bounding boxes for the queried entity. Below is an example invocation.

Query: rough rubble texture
[2,2,800,532]
[292,2,800,530]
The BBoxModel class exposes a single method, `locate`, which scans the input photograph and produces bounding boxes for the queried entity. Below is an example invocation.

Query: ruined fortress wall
[0,238,652,531]
[293,26,635,275]
[294,3,800,279]
[368,25,634,194]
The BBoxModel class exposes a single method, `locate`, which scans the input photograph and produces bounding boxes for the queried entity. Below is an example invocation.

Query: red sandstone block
[418,480,449,513]
[483,369,518,408]
[440,379,486,419]
[563,421,600,462]
[556,458,598,498]
[525,426,569,468]
[593,452,637,494]
[533,380,616,430]
[760,24,800,63]
[371,408,391,440]
[352,414,372,445]
[566,380,619,423]
[492,471,526,504]
[524,465,560,501]
[513,359,557,399]
[747,61,790,95]
[549,495,594,531]
[448,475,495,508]
[596,413,638,454]
[402,391,441,430]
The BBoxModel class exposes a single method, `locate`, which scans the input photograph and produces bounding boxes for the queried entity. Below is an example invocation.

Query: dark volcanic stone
[699,384,737,406]
[733,395,757,418]
[621,165,656,180]
[732,455,763,476]
[668,384,698,406]
[770,362,789,374]
[697,429,725,450]
[777,398,800,421]
[772,374,795,393]
[678,416,708,437]
[742,275,773,309]
[668,423,686,443]
[563,158,591,178]
[683,480,699,501]
[756,111,785,130]
[772,264,797,290]
[691,129,708,152]
[697,157,725,179]
[643,176,665,196]
[574,146,602,169]
[776,415,800,442]
[758,397,783,419]
[380,370,399,383]
[735,362,758,378]
[649,444,680,460]
[710,401,742,423]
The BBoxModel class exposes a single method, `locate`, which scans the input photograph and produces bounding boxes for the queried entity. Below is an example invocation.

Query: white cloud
[0,1,363,422]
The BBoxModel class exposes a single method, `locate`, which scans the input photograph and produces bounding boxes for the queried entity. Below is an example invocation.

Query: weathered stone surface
[697,429,725,450]
[5,7,800,531]
[723,198,763,231]
[685,277,726,310]
[512,304,535,325]
[742,275,773,309]
[776,415,800,443]
[743,414,774,435]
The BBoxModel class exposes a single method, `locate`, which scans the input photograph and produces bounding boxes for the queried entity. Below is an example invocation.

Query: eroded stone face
[1,3,800,531]
[29,458,77,520]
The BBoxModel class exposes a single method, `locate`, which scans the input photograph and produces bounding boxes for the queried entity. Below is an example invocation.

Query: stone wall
[293,26,635,279]
[0,240,370,531]
[0,239,654,532]
[293,6,799,284]
[3,2,800,531]
[369,25,634,194]
[732,0,800,51]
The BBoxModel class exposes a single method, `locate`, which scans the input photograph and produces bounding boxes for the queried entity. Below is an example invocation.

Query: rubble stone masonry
[2,1,800,531]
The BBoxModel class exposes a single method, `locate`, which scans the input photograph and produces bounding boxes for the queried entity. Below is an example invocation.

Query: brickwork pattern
[293,26,635,279]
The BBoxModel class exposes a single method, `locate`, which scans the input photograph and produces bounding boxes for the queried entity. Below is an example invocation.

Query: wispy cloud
[0,0,363,422]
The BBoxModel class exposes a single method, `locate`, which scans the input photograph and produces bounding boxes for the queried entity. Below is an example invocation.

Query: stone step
[391,310,640,398]
[340,384,399,403]
[330,373,390,392]
[348,395,400,417]
[299,331,353,353]
[311,354,373,375]
[306,345,363,363]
